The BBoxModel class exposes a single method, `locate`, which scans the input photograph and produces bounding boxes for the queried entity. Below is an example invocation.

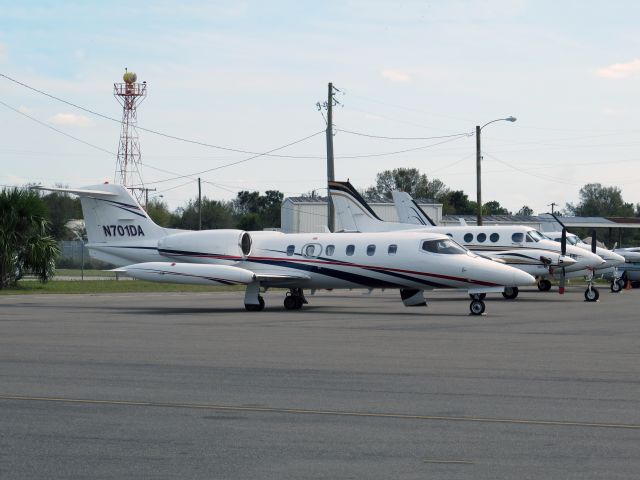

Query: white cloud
[50,113,92,127]
[18,105,34,114]
[595,59,640,79]
[381,69,411,82]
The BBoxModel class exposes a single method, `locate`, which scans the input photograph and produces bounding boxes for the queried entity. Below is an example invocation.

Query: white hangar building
[281,196,443,233]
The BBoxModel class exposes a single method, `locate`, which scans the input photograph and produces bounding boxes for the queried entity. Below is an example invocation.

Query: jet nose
[512,268,536,286]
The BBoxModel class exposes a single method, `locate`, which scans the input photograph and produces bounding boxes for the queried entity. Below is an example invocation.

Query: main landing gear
[245,295,265,312]
[537,279,552,292]
[284,288,307,310]
[502,286,519,300]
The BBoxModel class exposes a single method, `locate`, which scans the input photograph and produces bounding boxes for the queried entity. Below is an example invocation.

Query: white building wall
[281,199,443,233]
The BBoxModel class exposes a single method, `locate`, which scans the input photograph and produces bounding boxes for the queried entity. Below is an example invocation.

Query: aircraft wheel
[502,286,519,300]
[584,287,599,302]
[537,279,552,292]
[245,295,265,312]
[284,295,303,310]
[610,280,622,293]
[469,299,486,316]
[469,293,486,300]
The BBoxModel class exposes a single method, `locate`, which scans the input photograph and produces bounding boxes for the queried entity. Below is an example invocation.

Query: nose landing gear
[584,270,599,302]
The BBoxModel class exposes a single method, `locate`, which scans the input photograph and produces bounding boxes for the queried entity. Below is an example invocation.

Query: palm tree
[0,188,60,288]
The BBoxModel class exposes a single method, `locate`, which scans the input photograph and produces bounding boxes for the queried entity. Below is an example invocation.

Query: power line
[0,100,115,156]
[335,134,471,159]
[141,130,326,186]
[0,72,325,160]
[335,127,472,141]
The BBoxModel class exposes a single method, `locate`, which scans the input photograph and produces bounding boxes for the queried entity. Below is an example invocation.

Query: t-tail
[327,180,417,233]
[391,190,437,226]
[32,184,181,266]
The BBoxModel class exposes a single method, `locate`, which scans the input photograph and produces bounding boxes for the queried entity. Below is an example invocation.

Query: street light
[476,116,517,226]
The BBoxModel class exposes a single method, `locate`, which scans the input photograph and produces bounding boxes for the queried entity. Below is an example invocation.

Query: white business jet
[33,184,535,315]
[328,181,604,301]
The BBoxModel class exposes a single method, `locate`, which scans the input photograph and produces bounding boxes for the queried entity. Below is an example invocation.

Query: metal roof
[285,196,441,206]
[441,214,640,229]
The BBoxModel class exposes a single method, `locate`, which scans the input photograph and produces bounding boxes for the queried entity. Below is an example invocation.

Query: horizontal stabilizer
[31,186,118,197]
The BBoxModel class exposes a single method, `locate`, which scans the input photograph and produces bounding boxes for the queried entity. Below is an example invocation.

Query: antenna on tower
[114,68,147,204]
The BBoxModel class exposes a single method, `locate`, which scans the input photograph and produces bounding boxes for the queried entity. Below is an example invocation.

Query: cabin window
[388,244,398,255]
[512,232,524,243]
[490,233,499,243]
[325,245,335,256]
[346,244,355,256]
[303,243,322,258]
[421,238,467,255]
[286,245,295,256]
[367,244,376,256]
[477,233,487,243]
[463,233,473,243]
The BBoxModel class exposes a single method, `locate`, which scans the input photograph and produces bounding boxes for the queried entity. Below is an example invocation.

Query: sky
[1,0,640,215]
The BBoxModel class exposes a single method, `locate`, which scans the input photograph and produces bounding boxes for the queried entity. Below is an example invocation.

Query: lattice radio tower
[114,68,147,203]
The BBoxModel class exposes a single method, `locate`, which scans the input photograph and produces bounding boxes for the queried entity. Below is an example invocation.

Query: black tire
[469,300,486,316]
[610,280,622,293]
[502,286,519,300]
[245,295,265,312]
[284,295,297,310]
[584,287,599,302]
[294,296,304,309]
[537,279,552,292]
[469,293,486,300]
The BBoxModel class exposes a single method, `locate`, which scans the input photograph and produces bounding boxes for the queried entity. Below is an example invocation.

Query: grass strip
[0,280,244,295]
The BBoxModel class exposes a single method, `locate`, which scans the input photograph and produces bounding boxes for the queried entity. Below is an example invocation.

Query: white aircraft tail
[328,181,417,233]
[391,190,437,226]
[32,183,180,265]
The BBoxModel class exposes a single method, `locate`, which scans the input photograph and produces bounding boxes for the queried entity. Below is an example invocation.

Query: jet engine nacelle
[158,229,252,262]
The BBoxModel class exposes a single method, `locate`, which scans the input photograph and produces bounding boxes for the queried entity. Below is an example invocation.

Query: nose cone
[565,246,605,271]
[512,268,536,286]
[558,255,577,267]
[600,250,625,268]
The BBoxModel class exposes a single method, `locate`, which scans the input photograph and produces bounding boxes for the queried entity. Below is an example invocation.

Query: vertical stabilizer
[392,190,437,226]
[328,181,416,232]
[32,184,180,265]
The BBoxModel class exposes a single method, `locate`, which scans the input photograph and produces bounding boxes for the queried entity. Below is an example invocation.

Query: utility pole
[326,82,336,232]
[198,177,202,231]
[549,202,557,215]
[476,125,482,226]
[129,187,156,210]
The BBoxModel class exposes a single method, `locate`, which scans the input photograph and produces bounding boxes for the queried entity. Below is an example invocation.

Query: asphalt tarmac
[1,288,639,479]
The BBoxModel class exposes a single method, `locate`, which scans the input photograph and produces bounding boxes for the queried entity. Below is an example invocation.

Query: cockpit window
[421,238,467,255]
[512,232,524,243]
[528,230,546,241]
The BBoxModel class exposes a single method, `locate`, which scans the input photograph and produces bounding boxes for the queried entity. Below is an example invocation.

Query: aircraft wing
[254,271,311,286]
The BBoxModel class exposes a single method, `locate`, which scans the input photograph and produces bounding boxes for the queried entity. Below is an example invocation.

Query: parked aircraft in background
[33,184,535,315]
[544,231,625,292]
[328,181,605,301]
